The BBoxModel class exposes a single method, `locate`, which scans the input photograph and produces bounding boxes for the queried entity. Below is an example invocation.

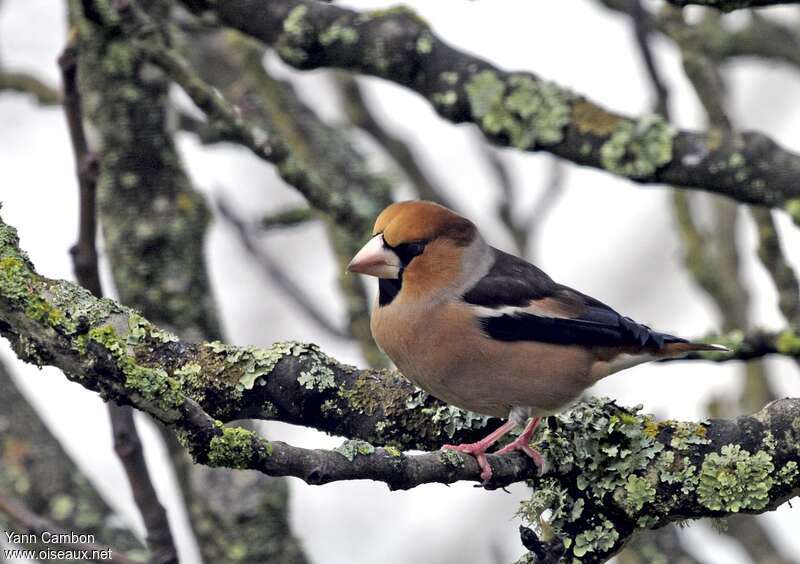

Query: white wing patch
[470,302,571,320]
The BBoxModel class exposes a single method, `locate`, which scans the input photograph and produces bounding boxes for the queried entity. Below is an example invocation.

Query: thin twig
[750,207,800,329]
[337,74,455,208]
[216,195,351,340]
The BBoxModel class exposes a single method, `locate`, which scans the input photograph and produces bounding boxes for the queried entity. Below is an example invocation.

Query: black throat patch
[378,277,402,306]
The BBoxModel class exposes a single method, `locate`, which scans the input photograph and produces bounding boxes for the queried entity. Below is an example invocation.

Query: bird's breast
[371,300,596,418]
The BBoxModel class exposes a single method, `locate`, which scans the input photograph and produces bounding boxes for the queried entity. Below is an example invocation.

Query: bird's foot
[495,437,548,475]
[441,442,494,482]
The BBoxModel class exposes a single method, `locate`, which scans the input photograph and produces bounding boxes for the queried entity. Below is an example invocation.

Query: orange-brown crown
[373,201,476,247]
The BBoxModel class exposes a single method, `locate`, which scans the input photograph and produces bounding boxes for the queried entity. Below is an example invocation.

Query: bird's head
[347,201,485,303]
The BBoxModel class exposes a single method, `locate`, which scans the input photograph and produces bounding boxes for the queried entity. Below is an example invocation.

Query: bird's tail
[658,340,730,356]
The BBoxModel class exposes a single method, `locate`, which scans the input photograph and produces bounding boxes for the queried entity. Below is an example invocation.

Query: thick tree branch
[71,2,308,561]
[61,36,180,564]
[171,0,800,220]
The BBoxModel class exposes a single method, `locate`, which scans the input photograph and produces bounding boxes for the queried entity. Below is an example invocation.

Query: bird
[346,200,727,482]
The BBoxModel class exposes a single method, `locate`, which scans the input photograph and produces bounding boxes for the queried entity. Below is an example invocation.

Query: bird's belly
[371,302,596,418]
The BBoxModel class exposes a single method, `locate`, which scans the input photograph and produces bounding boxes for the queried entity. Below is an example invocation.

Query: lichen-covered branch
[173,0,800,222]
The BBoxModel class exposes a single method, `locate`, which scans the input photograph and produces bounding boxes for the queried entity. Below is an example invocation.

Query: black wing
[464,248,684,349]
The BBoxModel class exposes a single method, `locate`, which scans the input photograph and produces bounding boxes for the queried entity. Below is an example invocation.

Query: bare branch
[0,71,60,105]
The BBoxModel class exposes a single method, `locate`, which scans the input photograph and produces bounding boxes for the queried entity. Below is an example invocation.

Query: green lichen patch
[416,31,433,54]
[600,116,675,178]
[465,70,572,149]
[297,362,336,392]
[543,400,664,499]
[207,426,266,469]
[776,329,800,356]
[277,5,312,64]
[666,420,711,450]
[697,444,774,512]
[0,257,68,330]
[572,520,619,558]
[518,477,572,525]
[320,19,359,46]
[438,449,465,468]
[518,399,669,558]
[777,461,798,485]
[785,198,800,227]
[619,474,656,514]
[384,445,402,458]
[655,451,698,495]
[334,439,375,461]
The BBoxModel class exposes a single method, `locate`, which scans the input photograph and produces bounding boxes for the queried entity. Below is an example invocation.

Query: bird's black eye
[392,240,427,265]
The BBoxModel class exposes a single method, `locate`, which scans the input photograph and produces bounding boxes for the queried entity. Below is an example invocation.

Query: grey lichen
[203,340,309,390]
[406,389,490,437]
[465,70,572,149]
[334,439,375,461]
[600,115,675,178]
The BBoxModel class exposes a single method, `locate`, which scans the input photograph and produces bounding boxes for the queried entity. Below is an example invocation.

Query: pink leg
[495,417,545,471]
[442,420,517,482]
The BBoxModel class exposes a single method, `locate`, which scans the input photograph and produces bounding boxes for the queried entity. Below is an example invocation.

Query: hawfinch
[347,201,726,482]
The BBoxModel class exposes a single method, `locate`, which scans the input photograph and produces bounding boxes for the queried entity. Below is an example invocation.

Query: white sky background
[1,0,800,563]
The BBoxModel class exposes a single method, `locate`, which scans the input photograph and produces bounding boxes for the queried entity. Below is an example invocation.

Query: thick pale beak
[347,234,401,278]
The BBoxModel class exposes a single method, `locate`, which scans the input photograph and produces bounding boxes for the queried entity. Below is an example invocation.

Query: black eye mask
[387,240,427,266]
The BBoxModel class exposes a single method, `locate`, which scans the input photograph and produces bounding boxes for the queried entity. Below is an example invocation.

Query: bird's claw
[442,442,494,483]
[495,437,548,475]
